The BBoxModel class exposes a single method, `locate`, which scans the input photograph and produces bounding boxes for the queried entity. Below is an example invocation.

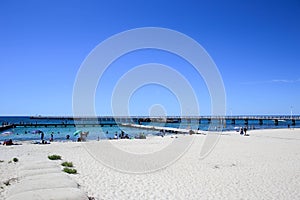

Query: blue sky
[0,0,299,116]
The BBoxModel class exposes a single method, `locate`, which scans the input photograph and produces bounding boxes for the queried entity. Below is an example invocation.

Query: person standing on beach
[41,132,44,143]
[243,127,247,136]
[240,127,244,135]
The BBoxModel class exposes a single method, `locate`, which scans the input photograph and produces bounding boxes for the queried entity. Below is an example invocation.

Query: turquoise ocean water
[0,116,299,142]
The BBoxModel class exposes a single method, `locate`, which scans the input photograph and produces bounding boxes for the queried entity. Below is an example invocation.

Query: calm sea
[0,116,298,142]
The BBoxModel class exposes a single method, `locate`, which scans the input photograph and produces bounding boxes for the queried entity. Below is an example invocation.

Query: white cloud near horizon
[241,78,300,85]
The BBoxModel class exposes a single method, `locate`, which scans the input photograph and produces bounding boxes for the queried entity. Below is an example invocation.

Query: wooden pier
[0,123,117,131]
[1,115,299,132]
[115,116,299,126]
[129,115,299,126]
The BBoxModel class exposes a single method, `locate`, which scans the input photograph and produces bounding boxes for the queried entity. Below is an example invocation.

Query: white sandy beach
[1,128,300,199]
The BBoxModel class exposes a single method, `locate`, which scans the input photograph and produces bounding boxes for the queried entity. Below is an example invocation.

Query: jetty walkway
[1,115,299,132]
[0,123,117,132]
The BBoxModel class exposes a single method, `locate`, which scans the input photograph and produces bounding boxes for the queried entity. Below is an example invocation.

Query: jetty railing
[1,115,299,132]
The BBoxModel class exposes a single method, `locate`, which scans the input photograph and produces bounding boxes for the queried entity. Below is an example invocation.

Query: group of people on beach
[112,130,130,139]
[240,127,249,136]
[2,139,13,145]
[109,130,146,140]
[40,131,50,144]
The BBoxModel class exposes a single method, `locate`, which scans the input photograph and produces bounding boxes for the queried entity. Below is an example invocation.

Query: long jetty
[28,115,300,122]
[134,115,300,126]
[0,122,117,132]
[1,115,299,132]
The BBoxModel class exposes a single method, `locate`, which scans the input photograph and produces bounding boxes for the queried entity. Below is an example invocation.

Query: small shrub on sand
[0,160,4,163]
[13,158,18,162]
[63,167,77,174]
[3,180,10,186]
[61,161,73,167]
[3,178,17,186]
[48,154,61,160]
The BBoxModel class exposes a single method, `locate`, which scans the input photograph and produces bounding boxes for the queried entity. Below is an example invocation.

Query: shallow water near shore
[1,116,299,142]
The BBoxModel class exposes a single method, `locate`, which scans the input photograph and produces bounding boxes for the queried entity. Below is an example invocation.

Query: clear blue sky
[0,0,299,116]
